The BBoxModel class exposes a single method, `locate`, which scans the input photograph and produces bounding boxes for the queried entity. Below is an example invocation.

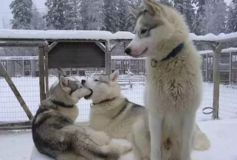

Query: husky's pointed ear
[58,68,66,79]
[142,0,161,16]
[58,68,69,89]
[128,4,140,18]
[59,76,69,89]
[109,70,119,81]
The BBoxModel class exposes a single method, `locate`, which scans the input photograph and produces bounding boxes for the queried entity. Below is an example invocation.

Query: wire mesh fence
[0,57,39,122]
[0,50,237,124]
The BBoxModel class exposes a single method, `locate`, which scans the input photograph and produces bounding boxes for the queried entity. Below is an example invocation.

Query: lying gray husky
[81,70,210,153]
[32,68,131,160]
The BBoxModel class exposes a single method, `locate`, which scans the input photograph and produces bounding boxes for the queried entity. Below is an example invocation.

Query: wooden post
[45,41,58,96]
[45,47,49,96]
[22,60,24,76]
[208,42,223,119]
[0,62,33,120]
[105,41,112,74]
[229,52,232,85]
[206,53,208,82]
[39,46,46,101]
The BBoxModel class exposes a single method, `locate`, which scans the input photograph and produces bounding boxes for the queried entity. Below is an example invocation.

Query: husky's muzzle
[125,46,148,58]
[81,80,93,99]
[84,89,93,100]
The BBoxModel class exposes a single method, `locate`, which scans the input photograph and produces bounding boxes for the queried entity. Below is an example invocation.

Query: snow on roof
[199,47,237,55]
[0,29,113,41]
[0,29,134,41]
[0,29,237,42]
[190,32,237,42]
[112,32,134,40]
[111,56,145,60]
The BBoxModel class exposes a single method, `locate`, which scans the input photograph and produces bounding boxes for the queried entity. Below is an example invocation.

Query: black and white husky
[32,68,131,160]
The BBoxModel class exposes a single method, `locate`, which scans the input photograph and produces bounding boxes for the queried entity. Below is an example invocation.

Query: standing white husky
[126,0,203,160]
[81,70,209,160]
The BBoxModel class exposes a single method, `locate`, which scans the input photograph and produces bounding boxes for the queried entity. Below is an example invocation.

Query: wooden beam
[229,52,232,85]
[206,53,208,82]
[0,126,31,130]
[209,42,224,119]
[95,41,106,53]
[39,46,46,101]
[47,41,58,53]
[0,38,107,43]
[45,47,49,96]
[0,62,33,120]
[105,41,111,74]
[0,41,45,47]
[0,121,31,127]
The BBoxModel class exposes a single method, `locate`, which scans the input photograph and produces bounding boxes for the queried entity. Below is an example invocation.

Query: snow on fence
[0,30,237,130]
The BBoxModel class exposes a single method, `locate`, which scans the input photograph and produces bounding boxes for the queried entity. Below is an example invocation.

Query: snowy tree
[10,0,33,29]
[125,0,143,32]
[159,0,173,6]
[173,0,195,32]
[80,0,104,30]
[227,0,237,33]
[173,0,184,13]
[116,0,128,31]
[31,5,46,30]
[204,0,227,35]
[44,0,74,30]
[125,0,172,32]
[103,0,118,32]
[193,0,206,35]
[68,0,81,30]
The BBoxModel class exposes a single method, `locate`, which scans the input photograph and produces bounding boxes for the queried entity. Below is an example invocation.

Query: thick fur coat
[126,1,204,160]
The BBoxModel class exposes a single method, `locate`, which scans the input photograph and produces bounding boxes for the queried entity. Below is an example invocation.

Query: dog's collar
[150,43,184,67]
[91,97,117,106]
[50,100,74,108]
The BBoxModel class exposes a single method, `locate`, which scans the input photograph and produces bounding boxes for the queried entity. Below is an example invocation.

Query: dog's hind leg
[148,113,163,160]
[192,124,210,151]
[180,112,196,160]
[85,128,111,146]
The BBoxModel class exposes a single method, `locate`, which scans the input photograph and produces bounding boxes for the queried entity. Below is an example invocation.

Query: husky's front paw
[109,141,132,155]
[92,131,111,146]
[118,143,132,155]
[193,133,210,151]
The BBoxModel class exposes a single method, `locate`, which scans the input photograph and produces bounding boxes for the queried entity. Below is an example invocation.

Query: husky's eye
[94,79,99,82]
[140,29,147,35]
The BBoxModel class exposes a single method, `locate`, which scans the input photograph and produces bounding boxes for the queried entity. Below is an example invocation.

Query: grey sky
[0,0,233,29]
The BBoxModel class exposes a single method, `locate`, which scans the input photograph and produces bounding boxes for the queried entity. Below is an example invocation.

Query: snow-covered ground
[0,76,237,160]
[0,76,237,122]
[0,119,237,160]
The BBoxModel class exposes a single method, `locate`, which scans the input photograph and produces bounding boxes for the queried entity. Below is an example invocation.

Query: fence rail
[0,31,237,130]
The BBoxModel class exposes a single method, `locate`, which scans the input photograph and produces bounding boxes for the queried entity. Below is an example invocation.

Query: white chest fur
[58,105,79,122]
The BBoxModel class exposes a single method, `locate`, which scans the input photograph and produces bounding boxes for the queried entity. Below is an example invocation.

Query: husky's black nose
[81,80,86,85]
[125,47,131,55]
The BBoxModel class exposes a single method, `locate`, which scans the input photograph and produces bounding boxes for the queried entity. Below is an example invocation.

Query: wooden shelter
[0,30,134,102]
[0,29,237,130]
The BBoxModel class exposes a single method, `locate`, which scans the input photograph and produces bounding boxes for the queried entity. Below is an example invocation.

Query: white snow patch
[1,119,237,160]
[0,29,134,41]
[111,56,145,60]
[1,29,237,42]
[191,32,237,42]
[199,47,237,55]
[0,29,113,40]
